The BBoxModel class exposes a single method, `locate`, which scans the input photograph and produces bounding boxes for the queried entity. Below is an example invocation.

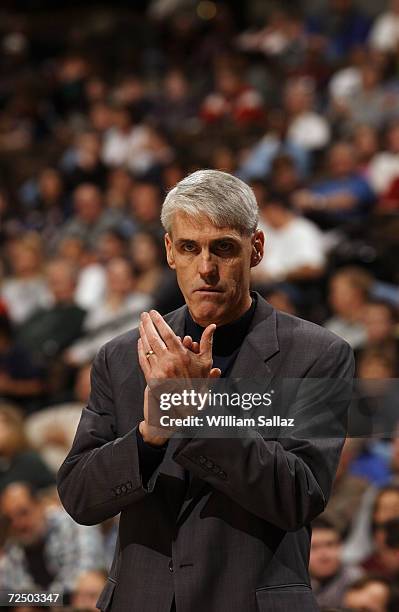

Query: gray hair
[161,169,259,236]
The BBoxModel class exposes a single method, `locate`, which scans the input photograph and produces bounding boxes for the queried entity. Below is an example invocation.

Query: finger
[138,337,152,379]
[182,335,193,349]
[139,322,152,354]
[148,310,183,352]
[192,341,200,354]
[209,368,222,378]
[141,312,167,356]
[199,323,216,356]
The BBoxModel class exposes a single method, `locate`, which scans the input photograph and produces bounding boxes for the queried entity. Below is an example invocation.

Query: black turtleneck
[184,293,256,377]
[136,293,257,487]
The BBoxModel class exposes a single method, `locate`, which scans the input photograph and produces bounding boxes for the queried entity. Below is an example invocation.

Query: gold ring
[145,350,155,359]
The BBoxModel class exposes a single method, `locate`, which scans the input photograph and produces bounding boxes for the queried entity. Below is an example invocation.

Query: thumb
[200,323,216,356]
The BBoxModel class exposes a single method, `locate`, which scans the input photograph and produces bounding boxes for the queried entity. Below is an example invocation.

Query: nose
[198,249,219,284]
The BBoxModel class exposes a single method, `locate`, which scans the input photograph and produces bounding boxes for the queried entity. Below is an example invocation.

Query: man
[253,191,326,283]
[60,183,123,250]
[57,170,354,612]
[324,266,372,349]
[292,142,375,226]
[16,258,86,366]
[310,517,363,609]
[0,482,105,595]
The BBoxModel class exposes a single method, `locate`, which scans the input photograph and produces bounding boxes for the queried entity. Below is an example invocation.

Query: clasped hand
[137,310,221,445]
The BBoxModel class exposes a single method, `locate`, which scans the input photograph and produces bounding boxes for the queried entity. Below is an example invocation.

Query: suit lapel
[229,293,280,379]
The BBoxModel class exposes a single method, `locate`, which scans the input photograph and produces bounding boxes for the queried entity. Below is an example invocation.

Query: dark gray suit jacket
[57,294,354,612]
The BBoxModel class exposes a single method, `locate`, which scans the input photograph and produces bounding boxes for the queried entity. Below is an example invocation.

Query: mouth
[195,287,223,294]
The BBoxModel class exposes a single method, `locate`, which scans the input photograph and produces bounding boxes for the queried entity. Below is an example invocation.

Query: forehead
[169,212,244,241]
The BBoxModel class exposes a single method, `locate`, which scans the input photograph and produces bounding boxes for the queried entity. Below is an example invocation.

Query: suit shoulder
[275,309,352,354]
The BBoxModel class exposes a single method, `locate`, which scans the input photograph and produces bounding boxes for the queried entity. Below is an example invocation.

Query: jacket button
[205,460,214,469]
[219,471,227,480]
[116,487,121,495]
[212,464,220,474]
[121,484,127,493]
[198,455,206,464]
[169,560,174,573]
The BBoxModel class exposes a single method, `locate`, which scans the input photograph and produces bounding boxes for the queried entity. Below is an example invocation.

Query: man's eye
[183,243,196,251]
[217,242,232,251]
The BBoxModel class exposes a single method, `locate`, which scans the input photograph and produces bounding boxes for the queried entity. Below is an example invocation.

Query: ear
[250,229,265,268]
[164,233,176,270]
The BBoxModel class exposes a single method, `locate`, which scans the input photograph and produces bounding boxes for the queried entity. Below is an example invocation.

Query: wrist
[139,420,169,447]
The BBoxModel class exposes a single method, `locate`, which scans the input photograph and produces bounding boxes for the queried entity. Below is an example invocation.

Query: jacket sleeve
[57,344,162,526]
[172,337,354,532]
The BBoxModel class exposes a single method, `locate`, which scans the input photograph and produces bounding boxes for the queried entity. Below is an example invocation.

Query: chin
[191,303,224,326]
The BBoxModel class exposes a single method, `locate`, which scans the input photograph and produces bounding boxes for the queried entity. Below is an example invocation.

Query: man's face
[1,488,45,546]
[309,528,341,580]
[165,213,263,326]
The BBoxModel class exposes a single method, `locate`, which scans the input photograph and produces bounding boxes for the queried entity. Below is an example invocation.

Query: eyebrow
[175,236,240,246]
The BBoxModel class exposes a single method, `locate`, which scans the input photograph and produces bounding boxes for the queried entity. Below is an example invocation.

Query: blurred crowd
[0,0,399,610]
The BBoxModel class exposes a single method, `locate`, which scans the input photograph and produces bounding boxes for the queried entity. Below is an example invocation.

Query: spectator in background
[268,154,303,197]
[57,236,107,312]
[97,229,128,265]
[369,121,399,195]
[104,167,133,212]
[351,124,380,179]
[310,517,363,609]
[339,62,395,131]
[0,404,54,493]
[237,108,310,182]
[25,363,91,473]
[320,438,369,537]
[356,301,399,375]
[237,7,306,70]
[1,235,50,325]
[391,429,399,487]
[343,575,392,612]
[112,75,152,121]
[20,167,67,245]
[65,257,151,366]
[126,180,163,235]
[89,100,113,135]
[70,569,108,611]
[253,191,326,283]
[284,77,330,152]
[102,104,171,176]
[0,315,44,407]
[62,130,107,192]
[361,486,399,580]
[306,0,371,64]
[261,284,299,316]
[129,230,165,295]
[369,0,399,54]
[324,267,372,348]
[61,183,123,250]
[292,142,375,226]
[16,259,86,366]
[153,69,198,134]
[0,482,105,595]
[200,65,264,125]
